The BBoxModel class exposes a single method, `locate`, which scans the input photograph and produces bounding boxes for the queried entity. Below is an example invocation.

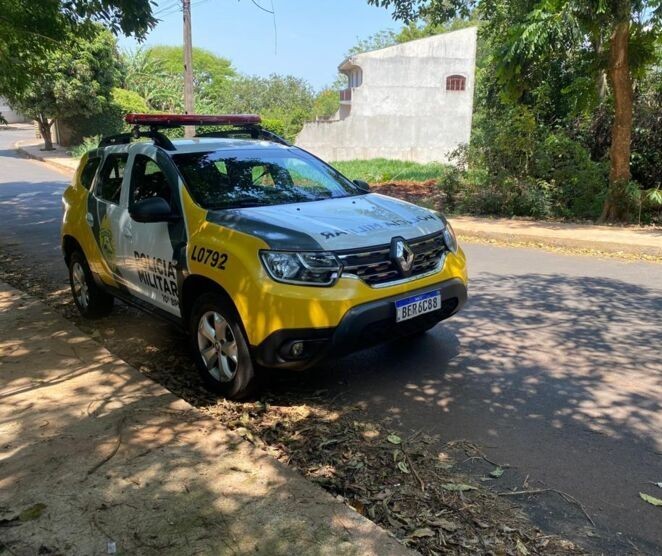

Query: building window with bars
[446,75,466,91]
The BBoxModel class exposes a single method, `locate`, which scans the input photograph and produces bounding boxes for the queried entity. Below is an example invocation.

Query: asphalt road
[1,127,661,554]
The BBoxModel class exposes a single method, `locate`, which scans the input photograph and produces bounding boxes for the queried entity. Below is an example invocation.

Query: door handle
[85,213,94,227]
[122,228,133,240]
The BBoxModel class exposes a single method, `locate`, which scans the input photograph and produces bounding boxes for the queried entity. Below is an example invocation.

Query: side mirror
[130,197,179,223]
[353,179,370,193]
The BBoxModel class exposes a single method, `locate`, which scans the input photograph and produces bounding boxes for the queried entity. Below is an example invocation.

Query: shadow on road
[266,272,662,553]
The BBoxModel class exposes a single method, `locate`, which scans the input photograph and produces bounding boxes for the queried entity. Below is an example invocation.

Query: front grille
[336,232,447,286]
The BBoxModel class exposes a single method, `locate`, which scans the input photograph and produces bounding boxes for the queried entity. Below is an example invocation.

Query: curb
[454,227,662,260]
[14,140,77,175]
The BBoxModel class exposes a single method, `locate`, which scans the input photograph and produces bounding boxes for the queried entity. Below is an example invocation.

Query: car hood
[206,193,445,251]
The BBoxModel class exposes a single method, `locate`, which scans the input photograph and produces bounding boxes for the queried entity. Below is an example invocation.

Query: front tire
[189,293,257,400]
[68,250,114,318]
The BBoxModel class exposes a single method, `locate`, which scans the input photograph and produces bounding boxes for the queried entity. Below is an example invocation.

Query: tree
[122,46,235,113]
[5,27,120,150]
[122,48,183,113]
[346,29,399,56]
[0,0,155,94]
[367,0,662,222]
[215,74,316,140]
[312,88,341,120]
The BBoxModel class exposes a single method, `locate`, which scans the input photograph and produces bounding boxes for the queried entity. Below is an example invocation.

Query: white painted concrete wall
[0,98,28,124]
[296,27,477,164]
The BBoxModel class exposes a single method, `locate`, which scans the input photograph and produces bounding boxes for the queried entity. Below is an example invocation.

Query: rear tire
[189,292,257,400]
[68,250,114,318]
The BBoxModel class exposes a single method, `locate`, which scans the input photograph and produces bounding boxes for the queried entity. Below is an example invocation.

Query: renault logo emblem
[391,237,414,276]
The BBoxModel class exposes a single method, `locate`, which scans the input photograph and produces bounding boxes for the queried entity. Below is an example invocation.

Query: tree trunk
[600,5,633,223]
[37,115,54,151]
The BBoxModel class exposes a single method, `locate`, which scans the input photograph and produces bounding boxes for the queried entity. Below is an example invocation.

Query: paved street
[1,127,661,554]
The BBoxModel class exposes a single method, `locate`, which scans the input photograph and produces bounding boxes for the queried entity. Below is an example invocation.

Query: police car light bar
[125,113,262,128]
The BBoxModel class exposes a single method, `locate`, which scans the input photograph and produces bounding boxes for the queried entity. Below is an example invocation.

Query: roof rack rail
[98,129,175,150]
[98,114,290,151]
[194,126,291,146]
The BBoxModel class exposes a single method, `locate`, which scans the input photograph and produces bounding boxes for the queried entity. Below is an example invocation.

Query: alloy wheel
[197,311,239,382]
[71,261,89,309]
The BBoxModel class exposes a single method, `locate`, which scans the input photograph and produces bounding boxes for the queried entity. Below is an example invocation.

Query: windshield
[173,149,362,210]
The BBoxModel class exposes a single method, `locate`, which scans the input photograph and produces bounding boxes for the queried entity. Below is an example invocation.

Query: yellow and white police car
[61,114,468,398]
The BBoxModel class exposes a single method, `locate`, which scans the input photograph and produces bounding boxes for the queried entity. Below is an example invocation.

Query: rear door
[89,152,128,284]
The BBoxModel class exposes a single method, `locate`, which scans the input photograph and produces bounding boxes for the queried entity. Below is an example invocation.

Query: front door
[116,150,184,316]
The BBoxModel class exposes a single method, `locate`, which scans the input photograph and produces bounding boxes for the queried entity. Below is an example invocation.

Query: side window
[130,154,173,208]
[80,157,100,190]
[96,154,128,204]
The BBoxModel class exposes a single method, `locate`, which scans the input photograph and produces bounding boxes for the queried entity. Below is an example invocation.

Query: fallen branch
[498,488,595,527]
[86,415,127,476]
[404,449,425,492]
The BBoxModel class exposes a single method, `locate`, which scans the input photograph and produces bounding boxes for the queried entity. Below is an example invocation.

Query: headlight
[442,221,458,254]
[260,251,342,286]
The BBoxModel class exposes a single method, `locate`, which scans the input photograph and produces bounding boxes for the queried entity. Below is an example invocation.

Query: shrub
[534,132,608,219]
[68,135,101,158]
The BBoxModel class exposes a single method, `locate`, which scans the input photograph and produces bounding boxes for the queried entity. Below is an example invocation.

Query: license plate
[395,290,442,322]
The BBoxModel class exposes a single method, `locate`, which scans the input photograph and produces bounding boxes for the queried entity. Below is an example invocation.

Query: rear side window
[80,157,100,190]
[96,154,128,204]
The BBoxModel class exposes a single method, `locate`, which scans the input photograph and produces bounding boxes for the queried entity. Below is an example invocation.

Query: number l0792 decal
[191,245,228,270]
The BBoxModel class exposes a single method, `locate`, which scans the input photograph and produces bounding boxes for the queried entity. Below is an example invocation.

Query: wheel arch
[62,235,84,266]
[180,274,241,330]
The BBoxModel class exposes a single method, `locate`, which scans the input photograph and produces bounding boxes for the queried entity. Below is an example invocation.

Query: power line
[250,0,274,14]
[155,1,179,15]
[270,0,277,55]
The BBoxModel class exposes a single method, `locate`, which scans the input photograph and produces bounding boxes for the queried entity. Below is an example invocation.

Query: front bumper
[252,277,467,370]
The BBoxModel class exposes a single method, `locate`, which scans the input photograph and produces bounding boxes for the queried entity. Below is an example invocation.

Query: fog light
[290,342,305,357]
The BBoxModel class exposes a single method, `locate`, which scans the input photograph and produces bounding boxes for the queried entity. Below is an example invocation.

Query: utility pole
[182,0,195,137]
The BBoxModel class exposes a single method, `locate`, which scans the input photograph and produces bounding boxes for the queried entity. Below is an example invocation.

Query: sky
[118,0,400,90]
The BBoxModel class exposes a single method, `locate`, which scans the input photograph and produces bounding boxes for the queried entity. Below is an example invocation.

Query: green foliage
[332,159,454,183]
[111,87,149,115]
[261,118,287,138]
[0,0,155,97]
[62,87,149,146]
[213,74,315,141]
[6,26,120,122]
[68,135,101,158]
[535,132,608,218]
[312,88,340,120]
[121,48,314,141]
[346,30,399,56]
[631,51,662,191]
[146,45,235,107]
[122,46,235,113]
